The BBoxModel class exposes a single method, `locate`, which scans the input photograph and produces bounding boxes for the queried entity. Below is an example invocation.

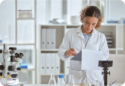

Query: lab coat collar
[76,25,96,44]
[76,25,95,35]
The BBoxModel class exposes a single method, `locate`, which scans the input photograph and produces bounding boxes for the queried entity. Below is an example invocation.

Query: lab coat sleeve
[58,31,71,61]
[99,34,110,60]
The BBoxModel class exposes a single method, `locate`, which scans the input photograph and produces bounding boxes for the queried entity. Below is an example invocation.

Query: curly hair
[80,6,103,29]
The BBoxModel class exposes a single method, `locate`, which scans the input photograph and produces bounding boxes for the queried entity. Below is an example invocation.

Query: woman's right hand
[65,48,77,57]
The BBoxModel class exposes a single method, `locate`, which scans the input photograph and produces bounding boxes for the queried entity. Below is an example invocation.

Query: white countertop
[23,84,122,86]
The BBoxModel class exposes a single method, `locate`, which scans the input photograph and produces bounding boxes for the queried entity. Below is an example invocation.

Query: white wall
[108,0,125,20]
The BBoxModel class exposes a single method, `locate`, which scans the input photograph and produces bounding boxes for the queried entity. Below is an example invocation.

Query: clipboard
[71,52,82,61]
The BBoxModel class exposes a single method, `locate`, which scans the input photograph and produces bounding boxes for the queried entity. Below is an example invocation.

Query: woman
[58,6,109,86]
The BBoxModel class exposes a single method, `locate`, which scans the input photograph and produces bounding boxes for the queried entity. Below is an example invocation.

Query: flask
[48,73,56,86]
[57,75,65,86]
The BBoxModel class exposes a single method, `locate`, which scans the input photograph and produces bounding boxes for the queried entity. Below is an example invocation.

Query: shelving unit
[37,24,65,84]
[37,24,125,84]
[15,0,36,84]
[0,0,36,84]
[97,24,123,54]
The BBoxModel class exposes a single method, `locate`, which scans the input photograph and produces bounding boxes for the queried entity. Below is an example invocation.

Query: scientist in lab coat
[58,6,109,86]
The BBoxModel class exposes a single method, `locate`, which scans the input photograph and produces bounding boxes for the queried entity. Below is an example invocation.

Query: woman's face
[83,16,98,33]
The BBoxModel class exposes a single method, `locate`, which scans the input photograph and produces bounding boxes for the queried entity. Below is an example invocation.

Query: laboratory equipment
[68,75,75,86]
[57,75,65,86]
[70,16,80,24]
[49,19,67,24]
[18,10,32,18]
[106,35,113,48]
[109,80,116,86]
[96,80,102,86]
[0,43,24,86]
[107,20,120,24]
[48,73,56,86]
[98,61,113,86]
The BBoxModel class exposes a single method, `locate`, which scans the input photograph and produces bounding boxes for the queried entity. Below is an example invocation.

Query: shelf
[41,73,64,76]
[41,49,59,51]
[66,24,81,26]
[0,44,15,46]
[39,24,65,26]
[17,18,35,20]
[101,23,123,26]
[40,24,122,26]
[109,48,116,50]
[109,48,124,51]
[16,43,35,45]
[117,48,124,50]
[0,43,35,46]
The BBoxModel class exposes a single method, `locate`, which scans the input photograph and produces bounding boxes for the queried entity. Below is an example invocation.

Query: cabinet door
[17,20,35,44]
[0,45,35,68]
[18,71,35,84]
[0,0,15,44]
[17,0,35,18]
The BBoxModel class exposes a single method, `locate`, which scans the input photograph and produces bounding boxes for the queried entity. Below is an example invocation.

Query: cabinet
[37,24,125,84]
[0,0,36,84]
[16,0,36,84]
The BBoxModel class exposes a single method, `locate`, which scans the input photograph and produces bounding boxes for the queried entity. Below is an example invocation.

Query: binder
[46,29,52,49]
[65,59,70,75]
[41,53,46,74]
[41,29,46,49]
[46,53,51,74]
[50,53,56,74]
[51,29,56,49]
[55,53,60,74]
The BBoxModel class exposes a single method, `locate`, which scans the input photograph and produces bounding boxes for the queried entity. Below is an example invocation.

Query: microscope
[0,44,24,86]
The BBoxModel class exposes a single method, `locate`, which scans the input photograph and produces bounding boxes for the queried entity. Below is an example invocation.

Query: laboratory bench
[23,84,122,86]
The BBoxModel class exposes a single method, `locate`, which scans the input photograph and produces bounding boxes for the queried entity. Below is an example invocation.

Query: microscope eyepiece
[9,47,16,50]
[8,66,14,71]
[0,65,4,70]
[10,56,15,62]
[15,53,19,58]
[0,50,2,53]
[17,67,21,71]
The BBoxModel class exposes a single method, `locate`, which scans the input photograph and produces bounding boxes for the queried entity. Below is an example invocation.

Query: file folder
[50,53,56,74]
[55,53,60,74]
[41,53,46,74]
[46,53,51,74]
[65,59,70,75]
[46,29,51,49]
[41,29,46,49]
[51,29,56,49]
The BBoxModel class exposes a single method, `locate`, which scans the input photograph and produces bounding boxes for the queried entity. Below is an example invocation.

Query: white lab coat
[58,25,109,85]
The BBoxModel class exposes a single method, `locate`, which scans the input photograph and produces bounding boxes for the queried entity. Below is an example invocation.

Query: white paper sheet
[81,49,103,70]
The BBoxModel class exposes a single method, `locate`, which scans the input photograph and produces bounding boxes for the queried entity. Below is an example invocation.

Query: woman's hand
[65,48,77,56]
